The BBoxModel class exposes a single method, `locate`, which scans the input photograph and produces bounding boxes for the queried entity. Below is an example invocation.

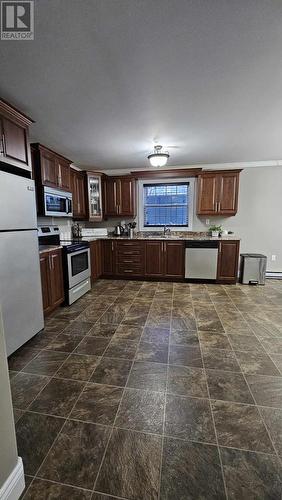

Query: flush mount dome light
[148,145,170,167]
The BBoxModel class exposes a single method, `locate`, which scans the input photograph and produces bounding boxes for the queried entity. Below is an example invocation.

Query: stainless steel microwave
[43,186,73,217]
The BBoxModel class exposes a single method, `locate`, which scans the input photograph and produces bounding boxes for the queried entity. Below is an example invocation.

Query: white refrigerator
[0,170,44,355]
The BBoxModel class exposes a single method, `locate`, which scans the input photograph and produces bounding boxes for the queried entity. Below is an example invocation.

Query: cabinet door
[57,158,71,191]
[70,169,79,215]
[49,250,64,307]
[217,241,240,283]
[87,174,103,221]
[104,177,118,216]
[1,116,30,168]
[102,240,115,275]
[119,178,136,216]
[77,172,87,218]
[164,241,185,278]
[40,149,57,187]
[39,253,52,315]
[197,173,218,215]
[145,241,163,277]
[90,241,102,281]
[218,172,239,215]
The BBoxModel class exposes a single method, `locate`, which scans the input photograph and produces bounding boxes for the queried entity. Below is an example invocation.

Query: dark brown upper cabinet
[197,170,241,216]
[70,168,87,220]
[104,176,136,217]
[85,172,104,222]
[0,99,33,172]
[31,143,72,191]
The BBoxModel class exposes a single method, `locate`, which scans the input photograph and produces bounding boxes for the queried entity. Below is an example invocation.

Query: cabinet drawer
[116,254,142,264]
[116,240,142,248]
[117,263,144,276]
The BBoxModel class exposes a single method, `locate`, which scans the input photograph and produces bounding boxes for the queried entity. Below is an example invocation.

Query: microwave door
[45,193,68,216]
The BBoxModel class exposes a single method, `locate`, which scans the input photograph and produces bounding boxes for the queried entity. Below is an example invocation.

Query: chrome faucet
[163,225,171,236]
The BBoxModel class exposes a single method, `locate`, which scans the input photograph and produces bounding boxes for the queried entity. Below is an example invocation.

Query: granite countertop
[80,234,240,242]
[39,244,63,254]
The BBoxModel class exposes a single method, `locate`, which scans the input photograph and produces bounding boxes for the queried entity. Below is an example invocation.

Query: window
[138,178,194,230]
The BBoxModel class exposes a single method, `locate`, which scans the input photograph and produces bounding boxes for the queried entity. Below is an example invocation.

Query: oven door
[67,248,91,288]
[44,187,72,217]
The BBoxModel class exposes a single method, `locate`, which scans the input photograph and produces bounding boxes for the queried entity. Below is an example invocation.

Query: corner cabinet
[145,240,185,279]
[217,240,240,284]
[104,176,136,217]
[85,172,104,221]
[40,249,64,316]
[0,99,33,171]
[197,170,241,216]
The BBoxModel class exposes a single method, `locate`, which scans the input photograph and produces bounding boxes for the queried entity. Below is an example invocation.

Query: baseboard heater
[266,271,282,280]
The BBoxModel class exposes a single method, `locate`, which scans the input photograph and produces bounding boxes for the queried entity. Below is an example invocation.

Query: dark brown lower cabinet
[102,240,115,275]
[145,240,185,279]
[217,240,240,284]
[40,249,64,316]
[90,240,102,282]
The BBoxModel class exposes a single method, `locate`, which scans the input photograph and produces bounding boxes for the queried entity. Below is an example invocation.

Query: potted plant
[209,225,222,237]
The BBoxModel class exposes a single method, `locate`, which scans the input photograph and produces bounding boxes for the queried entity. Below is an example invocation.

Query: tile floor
[8,279,282,499]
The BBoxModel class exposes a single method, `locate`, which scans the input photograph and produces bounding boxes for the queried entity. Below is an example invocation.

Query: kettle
[113,225,124,237]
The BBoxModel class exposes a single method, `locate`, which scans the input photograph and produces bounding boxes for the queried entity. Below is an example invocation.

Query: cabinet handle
[218,201,221,212]
[111,242,114,252]
[51,255,55,269]
[48,255,52,270]
[123,269,133,273]
[0,133,5,155]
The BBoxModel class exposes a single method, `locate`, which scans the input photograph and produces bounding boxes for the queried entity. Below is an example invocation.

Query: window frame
[138,177,194,231]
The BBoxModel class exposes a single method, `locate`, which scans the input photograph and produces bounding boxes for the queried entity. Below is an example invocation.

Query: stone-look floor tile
[92,494,117,500]
[198,331,232,350]
[160,438,225,499]
[38,420,110,489]
[70,383,123,425]
[169,345,203,368]
[167,365,208,398]
[211,400,274,453]
[235,351,281,376]
[202,348,241,372]
[141,326,170,344]
[90,357,132,387]
[206,369,254,404]
[95,428,162,500]
[260,407,282,456]
[115,388,165,433]
[75,337,110,356]
[246,374,282,408]
[13,408,25,423]
[104,339,138,360]
[30,378,84,416]
[9,370,19,380]
[221,447,282,500]
[24,479,92,499]
[127,361,167,392]
[114,324,143,341]
[122,307,149,326]
[165,394,216,443]
[8,347,40,371]
[19,475,33,499]
[46,334,83,353]
[269,353,282,373]
[16,411,65,475]
[135,341,169,363]
[170,329,199,346]
[23,331,58,350]
[56,354,101,381]
[44,320,71,334]
[62,321,94,336]
[22,351,68,376]
[171,317,196,332]
[10,372,49,409]
[88,322,118,338]
[261,338,282,354]
[227,334,264,352]
[99,309,127,325]
[197,319,225,333]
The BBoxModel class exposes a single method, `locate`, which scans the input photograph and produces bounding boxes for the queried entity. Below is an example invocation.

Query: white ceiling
[1,0,282,170]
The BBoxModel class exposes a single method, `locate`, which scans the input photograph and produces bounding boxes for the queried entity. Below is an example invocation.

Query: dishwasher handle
[185,240,219,249]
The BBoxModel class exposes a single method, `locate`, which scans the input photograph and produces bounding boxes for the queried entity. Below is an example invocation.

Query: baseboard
[0,458,25,500]
[266,272,282,280]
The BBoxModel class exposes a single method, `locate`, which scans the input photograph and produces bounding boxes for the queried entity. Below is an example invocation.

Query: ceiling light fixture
[148,144,170,167]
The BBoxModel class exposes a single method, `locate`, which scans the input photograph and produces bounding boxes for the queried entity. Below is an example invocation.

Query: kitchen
[1,2,282,500]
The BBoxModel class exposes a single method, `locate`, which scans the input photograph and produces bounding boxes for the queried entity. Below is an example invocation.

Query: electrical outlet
[205,219,210,226]
[271,255,276,261]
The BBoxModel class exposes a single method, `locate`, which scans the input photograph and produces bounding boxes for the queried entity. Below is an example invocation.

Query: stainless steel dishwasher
[185,240,219,280]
